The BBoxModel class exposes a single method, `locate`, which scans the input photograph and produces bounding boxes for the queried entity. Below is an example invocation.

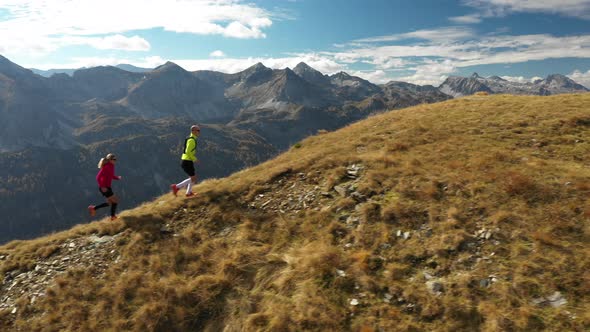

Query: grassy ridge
[1,94,589,331]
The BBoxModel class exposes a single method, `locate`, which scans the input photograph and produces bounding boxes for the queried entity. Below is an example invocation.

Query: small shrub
[387,142,409,152]
[490,210,521,226]
[385,262,412,281]
[503,171,537,196]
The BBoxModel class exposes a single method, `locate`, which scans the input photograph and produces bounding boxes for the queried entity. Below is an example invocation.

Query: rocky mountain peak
[281,67,301,79]
[153,61,187,75]
[545,73,568,81]
[293,62,317,73]
[292,62,331,87]
[489,76,506,81]
[471,72,481,79]
[245,62,268,73]
[236,62,273,87]
[0,55,37,80]
[332,71,351,79]
[541,74,588,92]
[72,65,128,77]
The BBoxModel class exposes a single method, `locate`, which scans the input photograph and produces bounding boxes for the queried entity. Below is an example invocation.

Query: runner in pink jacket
[88,153,122,220]
[96,161,120,188]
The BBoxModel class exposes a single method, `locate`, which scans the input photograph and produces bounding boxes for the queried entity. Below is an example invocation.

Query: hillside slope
[1,94,589,331]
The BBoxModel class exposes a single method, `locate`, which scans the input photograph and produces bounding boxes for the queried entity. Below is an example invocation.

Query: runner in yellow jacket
[171,125,200,197]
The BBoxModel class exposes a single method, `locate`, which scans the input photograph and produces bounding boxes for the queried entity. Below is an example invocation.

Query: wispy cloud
[449,14,482,24]
[325,31,590,85]
[349,70,390,84]
[72,35,150,51]
[0,0,273,56]
[396,59,458,86]
[354,27,476,43]
[463,0,590,20]
[209,50,226,58]
[24,55,165,70]
[500,75,543,83]
[568,69,590,88]
[175,53,345,75]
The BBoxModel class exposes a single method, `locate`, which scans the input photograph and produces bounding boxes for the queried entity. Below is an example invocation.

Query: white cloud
[0,34,150,58]
[395,59,457,86]
[323,32,590,85]
[174,53,345,74]
[0,0,273,57]
[463,0,590,19]
[349,70,390,84]
[365,57,409,70]
[25,55,166,70]
[354,27,476,43]
[500,75,543,83]
[568,69,590,88]
[449,14,482,24]
[73,35,150,51]
[210,50,226,57]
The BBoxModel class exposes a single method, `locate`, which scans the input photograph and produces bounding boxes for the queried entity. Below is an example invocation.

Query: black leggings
[94,202,117,217]
[95,187,118,216]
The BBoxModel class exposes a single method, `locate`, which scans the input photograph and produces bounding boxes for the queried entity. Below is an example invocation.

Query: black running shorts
[99,187,114,198]
[181,160,195,176]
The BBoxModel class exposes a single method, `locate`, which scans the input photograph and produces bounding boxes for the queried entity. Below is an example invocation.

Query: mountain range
[0,54,587,243]
[439,72,588,97]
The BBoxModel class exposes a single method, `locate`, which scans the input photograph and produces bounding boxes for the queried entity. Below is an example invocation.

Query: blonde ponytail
[97,158,107,169]
[98,153,117,168]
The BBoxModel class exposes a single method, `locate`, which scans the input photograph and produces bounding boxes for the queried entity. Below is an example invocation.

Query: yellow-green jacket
[181,134,198,162]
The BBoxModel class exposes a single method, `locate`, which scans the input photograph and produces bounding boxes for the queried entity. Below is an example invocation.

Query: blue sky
[0,0,589,86]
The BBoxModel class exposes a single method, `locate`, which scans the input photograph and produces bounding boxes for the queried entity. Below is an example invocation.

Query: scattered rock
[336,269,347,277]
[346,164,363,178]
[350,192,366,202]
[333,185,348,197]
[350,298,359,306]
[0,234,121,312]
[423,271,435,280]
[479,279,491,288]
[426,280,444,294]
[88,235,114,244]
[532,291,567,308]
[346,216,360,227]
[547,292,567,307]
[383,293,393,303]
[476,228,495,240]
[379,243,391,250]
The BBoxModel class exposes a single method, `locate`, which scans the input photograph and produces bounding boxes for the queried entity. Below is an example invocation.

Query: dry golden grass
[1,94,589,331]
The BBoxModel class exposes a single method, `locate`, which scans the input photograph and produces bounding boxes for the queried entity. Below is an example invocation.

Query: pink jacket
[96,162,120,188]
